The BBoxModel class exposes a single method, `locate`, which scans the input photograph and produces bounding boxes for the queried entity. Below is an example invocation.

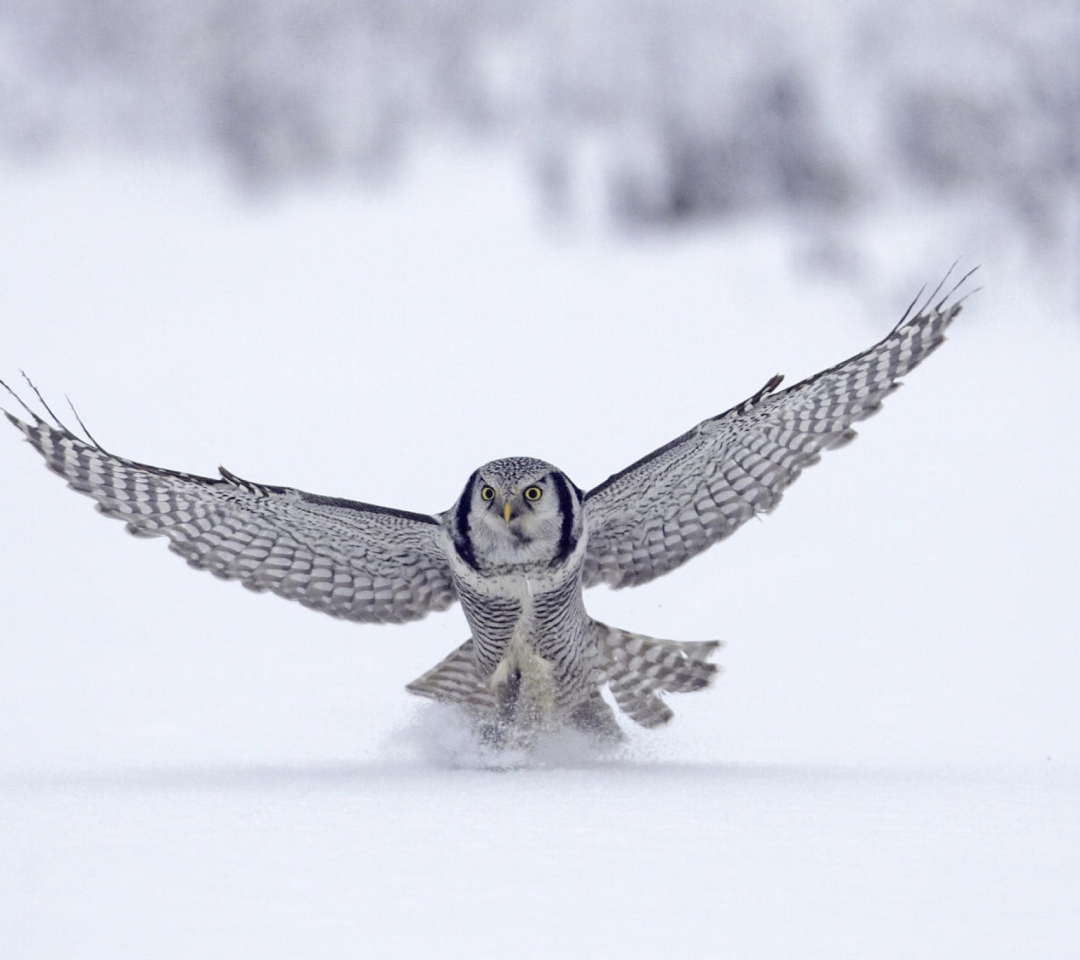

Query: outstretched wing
[3,393,457,623]
[581,273,973,589]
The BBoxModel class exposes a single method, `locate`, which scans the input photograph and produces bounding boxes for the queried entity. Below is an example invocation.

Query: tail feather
[405,639,496,712]
[406,627,721,734]
[405,639,623,746]
[597,624,721,728]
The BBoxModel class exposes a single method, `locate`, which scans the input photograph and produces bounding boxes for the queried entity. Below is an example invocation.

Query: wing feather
[582,274,972,589]
[3,400,456,624]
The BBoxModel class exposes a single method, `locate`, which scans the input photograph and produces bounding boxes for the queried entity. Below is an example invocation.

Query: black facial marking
[547,471,578,566]
[454,469,481,570]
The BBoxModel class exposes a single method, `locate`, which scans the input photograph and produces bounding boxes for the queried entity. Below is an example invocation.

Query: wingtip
[0,376,38,424]
[943,265,982,315]
[18,371,65,427]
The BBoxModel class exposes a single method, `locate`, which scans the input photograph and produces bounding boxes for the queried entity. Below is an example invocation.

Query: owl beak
[502,502,513,524]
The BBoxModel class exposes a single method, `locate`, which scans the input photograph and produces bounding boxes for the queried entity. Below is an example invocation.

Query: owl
[2,274,970,748]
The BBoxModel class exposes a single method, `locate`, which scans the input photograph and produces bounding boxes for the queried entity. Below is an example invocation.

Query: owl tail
[405,629,721,732]
[594,623,721,728]
[405,639,496,713]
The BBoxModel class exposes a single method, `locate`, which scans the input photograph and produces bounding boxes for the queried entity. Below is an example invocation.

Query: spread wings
[581,273,973,589]
[3,390,457,624]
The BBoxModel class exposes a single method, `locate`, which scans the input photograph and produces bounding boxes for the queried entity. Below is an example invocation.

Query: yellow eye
[523,486,542,502]
[480,485,496,502]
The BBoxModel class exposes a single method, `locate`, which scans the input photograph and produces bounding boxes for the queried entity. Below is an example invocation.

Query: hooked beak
[502,502,513,524]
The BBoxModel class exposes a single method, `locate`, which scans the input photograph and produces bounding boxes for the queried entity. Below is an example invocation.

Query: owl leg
[406,639,549,751]
[566,691,625,743]
[480,666,544,751]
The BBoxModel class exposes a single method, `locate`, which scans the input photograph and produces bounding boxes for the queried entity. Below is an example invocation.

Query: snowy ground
[1,149,1078,957]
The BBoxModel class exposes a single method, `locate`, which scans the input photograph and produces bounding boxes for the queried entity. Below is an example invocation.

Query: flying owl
[2,275,970,748]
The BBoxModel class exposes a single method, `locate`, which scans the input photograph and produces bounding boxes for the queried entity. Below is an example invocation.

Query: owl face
[452,457,583,569]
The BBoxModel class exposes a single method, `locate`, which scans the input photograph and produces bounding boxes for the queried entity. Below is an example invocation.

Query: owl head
[451,456,583,569]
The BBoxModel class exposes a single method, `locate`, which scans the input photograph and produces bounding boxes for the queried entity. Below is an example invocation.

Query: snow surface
[1,150,1078,957]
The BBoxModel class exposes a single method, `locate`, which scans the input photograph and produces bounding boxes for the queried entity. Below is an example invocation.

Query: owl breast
[446,528,595,704]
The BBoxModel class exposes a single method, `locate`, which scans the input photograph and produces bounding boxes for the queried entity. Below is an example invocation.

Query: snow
[1,149,1078,956]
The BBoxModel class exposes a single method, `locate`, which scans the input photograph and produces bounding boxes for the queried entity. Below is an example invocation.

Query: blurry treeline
[0,0,1076,243]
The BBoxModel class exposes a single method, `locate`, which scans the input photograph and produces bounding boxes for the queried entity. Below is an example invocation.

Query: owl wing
[581,274,972,589]
[3,394,457,624]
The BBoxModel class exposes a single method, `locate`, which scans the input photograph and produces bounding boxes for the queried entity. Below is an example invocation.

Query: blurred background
[0,0,1076,281]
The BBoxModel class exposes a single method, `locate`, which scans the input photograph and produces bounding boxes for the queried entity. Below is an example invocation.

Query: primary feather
[581,277,968,587]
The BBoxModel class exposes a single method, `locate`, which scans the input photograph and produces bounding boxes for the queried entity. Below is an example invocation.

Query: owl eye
[523,486,543,502]
[480,485,496,502]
